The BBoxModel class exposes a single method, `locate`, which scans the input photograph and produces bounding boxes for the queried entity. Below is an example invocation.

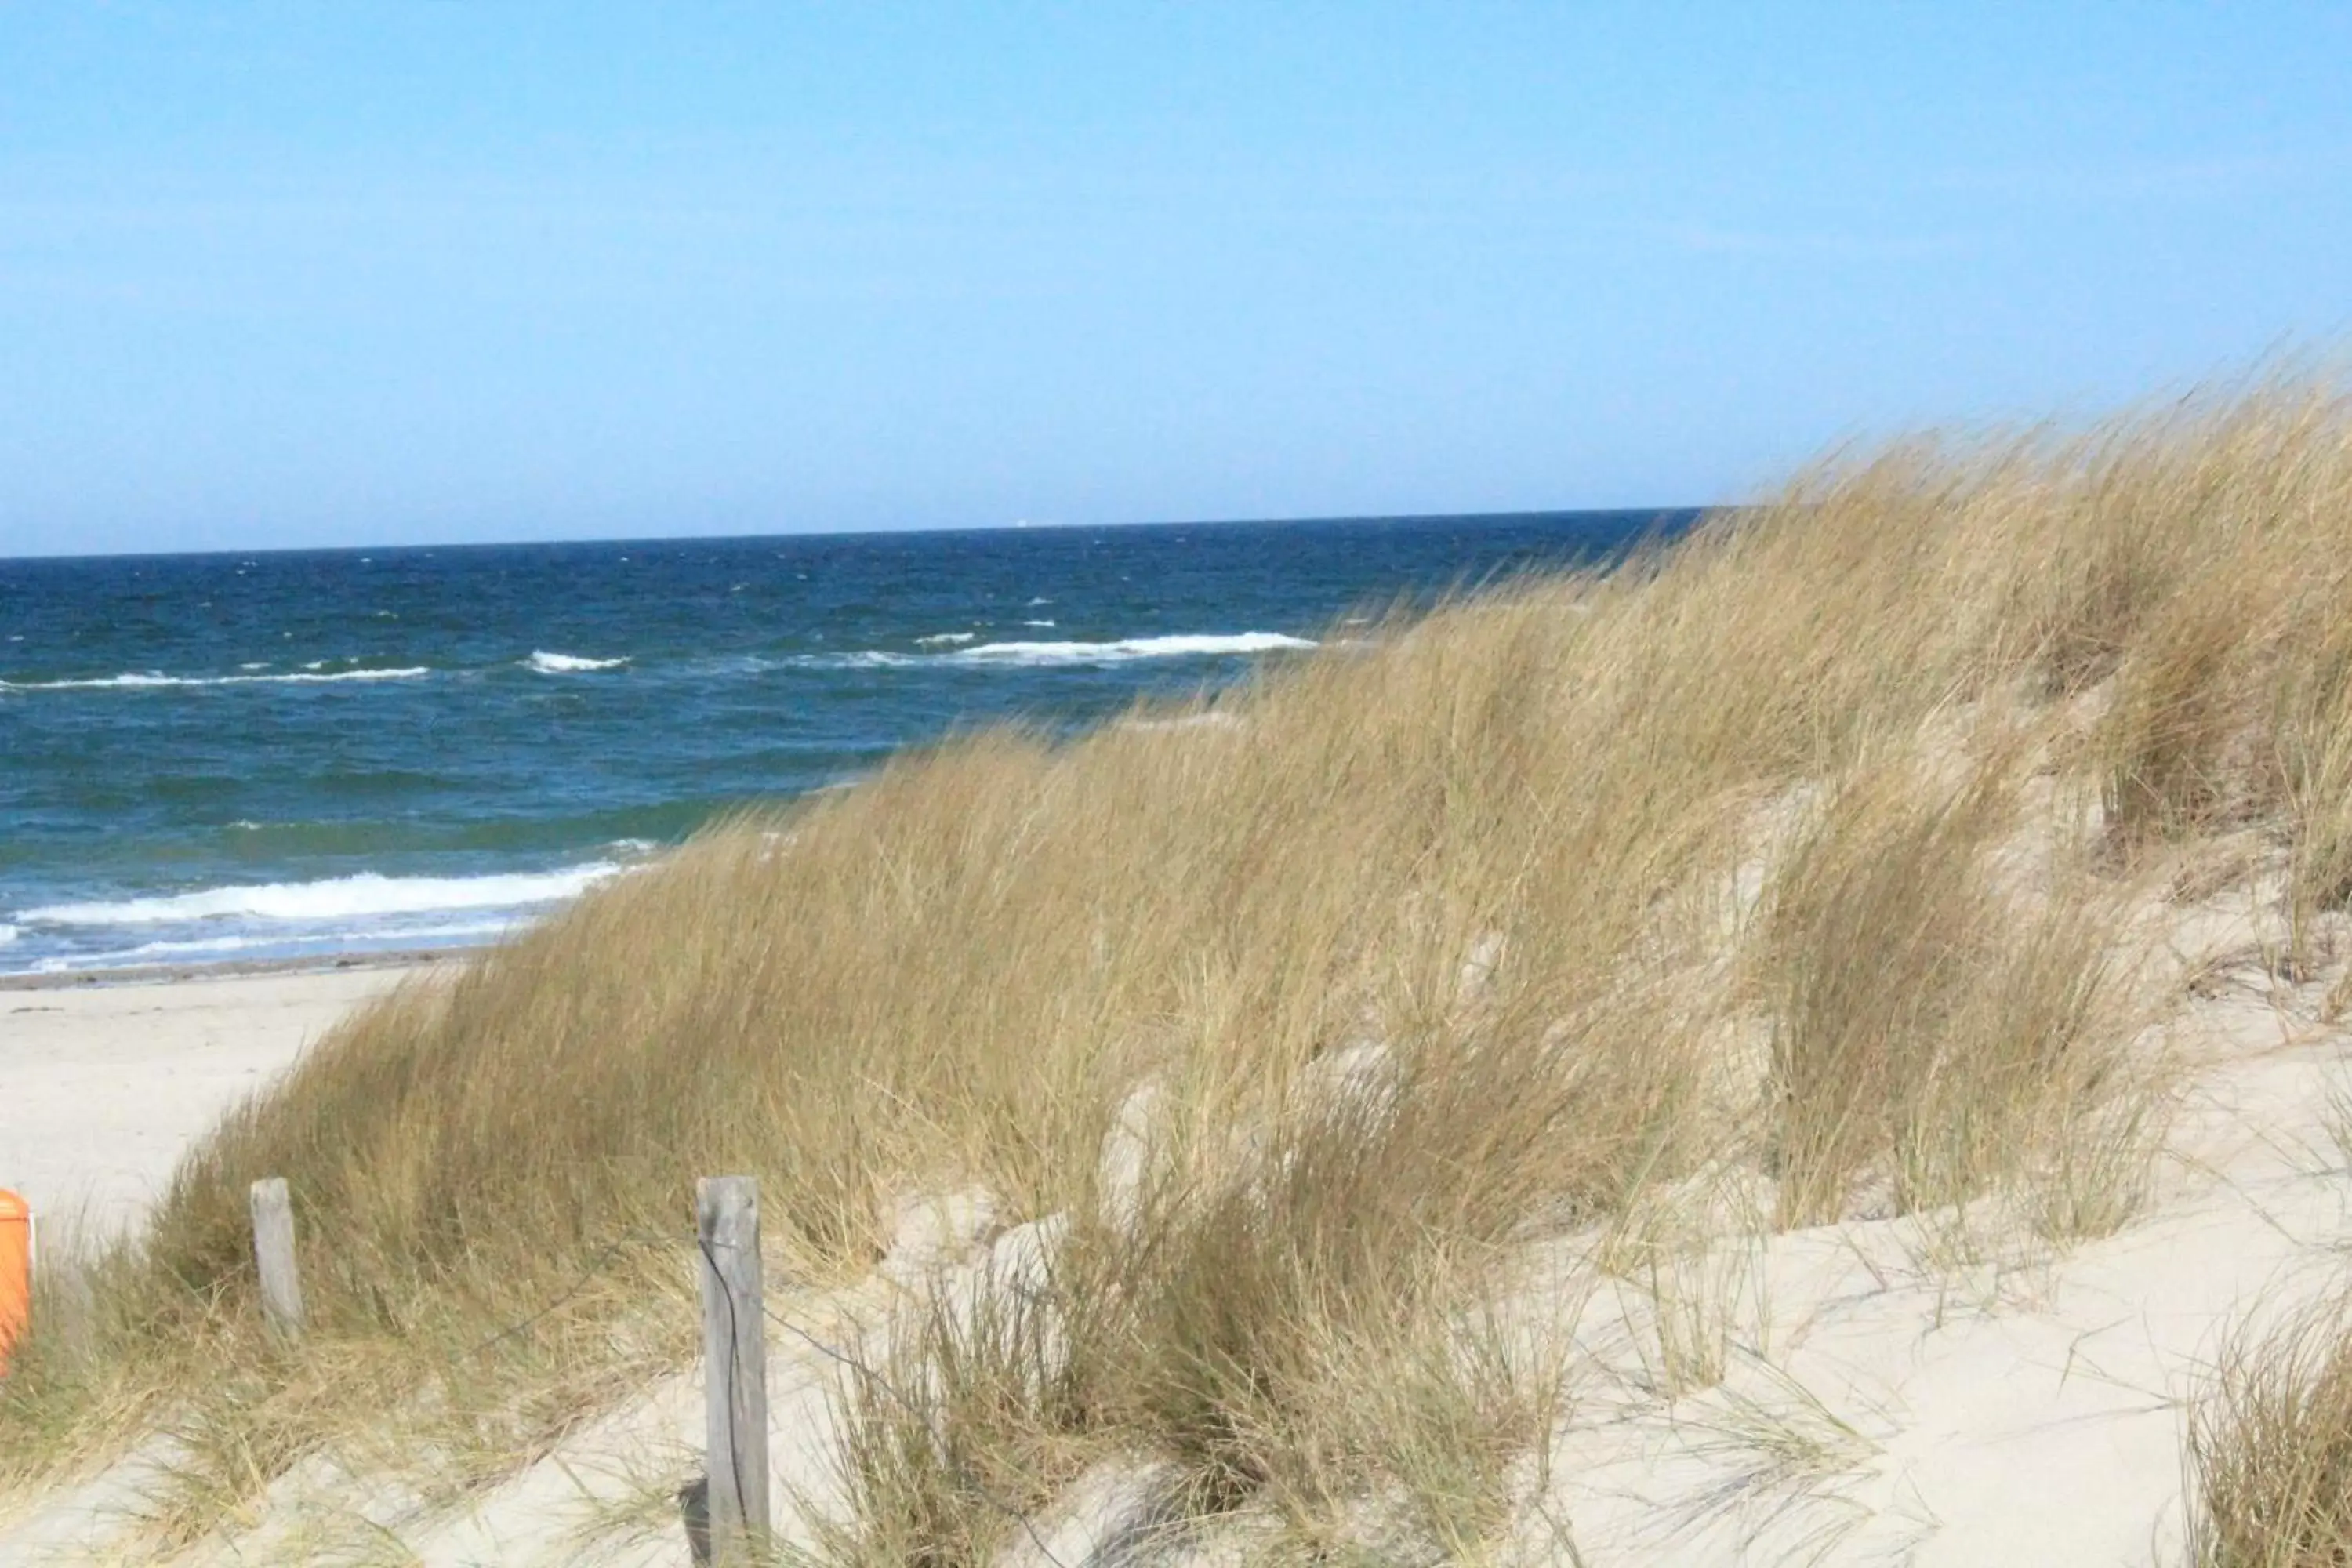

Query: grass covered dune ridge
[13,373,2352,1561]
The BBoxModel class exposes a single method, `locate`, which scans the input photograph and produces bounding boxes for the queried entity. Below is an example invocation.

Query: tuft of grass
[2185,1283,2352,1566]
[0,1210,190,1518]
[2278,601,2352,976]
[1755,750,2151,1231]
[2100,575,2266,846]
[1662,1356,1885,1566]
[804,1259,1102,1568]
[1085,1056,1608,1534]
[1599,1168,1773,1402]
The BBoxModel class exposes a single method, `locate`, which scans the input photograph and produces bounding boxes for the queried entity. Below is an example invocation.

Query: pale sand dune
[4,942,2350,1563]
[13,973,2346,1567]
[0,967,422,1240]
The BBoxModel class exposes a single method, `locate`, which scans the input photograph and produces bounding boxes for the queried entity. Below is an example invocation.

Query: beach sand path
[0,967,417,1241]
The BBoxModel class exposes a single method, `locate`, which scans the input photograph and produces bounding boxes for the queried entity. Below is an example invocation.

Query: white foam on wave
[819,651,918,669]
[788,631,1316,672]
[954,632,1317,666]
[0,924,16,946]
[523,650,630,673]
[0,666,432,691]
[915,632,976,647]
[20,865,622,929]
[1023,619,1056,628]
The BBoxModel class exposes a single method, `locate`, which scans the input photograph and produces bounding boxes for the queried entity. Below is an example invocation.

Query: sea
[0,512,1691,976]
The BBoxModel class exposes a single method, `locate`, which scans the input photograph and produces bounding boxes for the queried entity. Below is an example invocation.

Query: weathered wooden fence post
[248,1178,304,1338]
[697,1175,770,1562]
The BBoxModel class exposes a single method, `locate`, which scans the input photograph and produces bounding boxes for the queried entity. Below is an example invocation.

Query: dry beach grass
[7,373,2352,1561]
[2187,1283,2352,1568]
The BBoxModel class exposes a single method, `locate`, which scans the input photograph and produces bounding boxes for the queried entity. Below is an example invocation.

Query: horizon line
[0,503,1715,567]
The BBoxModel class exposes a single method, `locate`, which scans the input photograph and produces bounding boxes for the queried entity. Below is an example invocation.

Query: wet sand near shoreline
[0,947,459,993]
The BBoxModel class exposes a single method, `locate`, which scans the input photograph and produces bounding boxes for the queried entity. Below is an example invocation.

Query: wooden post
[698,1175,770,1562]
[249,1178,304,1338]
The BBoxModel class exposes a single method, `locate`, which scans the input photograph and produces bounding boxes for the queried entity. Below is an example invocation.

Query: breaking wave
[0,666,432,691]
[523,651,630,673]
[19,865,623,929]
[954,632,1317,665]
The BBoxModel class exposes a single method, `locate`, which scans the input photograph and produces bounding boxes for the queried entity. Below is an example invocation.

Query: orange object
[0,1189,30,1374]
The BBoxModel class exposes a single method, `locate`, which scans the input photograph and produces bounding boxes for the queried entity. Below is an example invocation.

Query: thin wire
[462,1226,671,1359]
[695,1232,760,1562]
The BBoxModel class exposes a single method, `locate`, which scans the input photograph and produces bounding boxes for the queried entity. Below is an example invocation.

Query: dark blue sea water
[0,513,1688,975]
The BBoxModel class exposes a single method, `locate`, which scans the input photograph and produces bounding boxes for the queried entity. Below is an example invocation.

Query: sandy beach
[0,964,427,1240]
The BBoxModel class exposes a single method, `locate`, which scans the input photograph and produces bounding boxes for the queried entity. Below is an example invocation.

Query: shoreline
[0,946,463,993]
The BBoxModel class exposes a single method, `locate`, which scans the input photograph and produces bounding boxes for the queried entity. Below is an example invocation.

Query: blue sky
[2,4,2348,556]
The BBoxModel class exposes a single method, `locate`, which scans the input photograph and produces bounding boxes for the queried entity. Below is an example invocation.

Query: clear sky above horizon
[3,4,2348,557]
